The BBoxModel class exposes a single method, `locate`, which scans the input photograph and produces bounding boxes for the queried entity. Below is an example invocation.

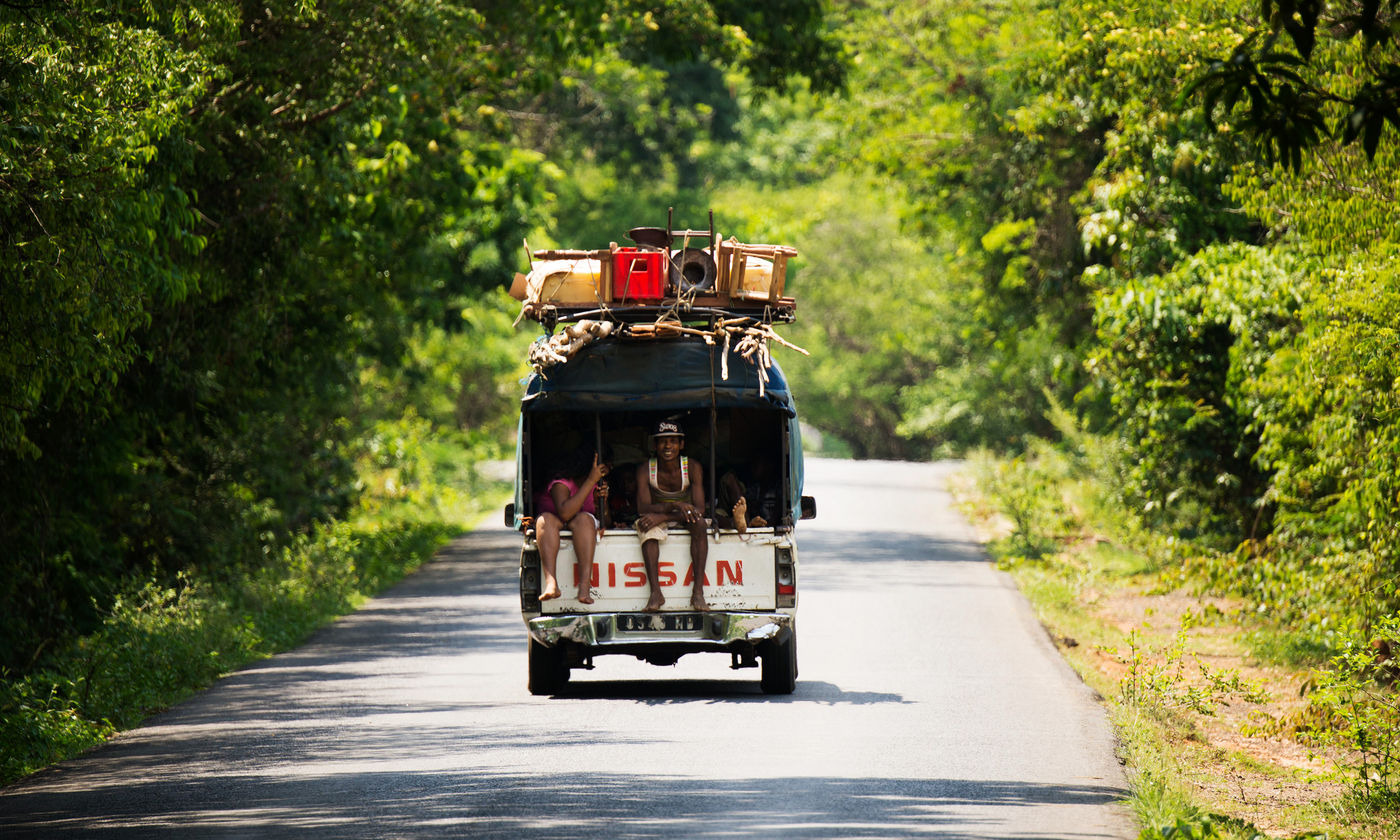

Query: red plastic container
[612,247,665,303]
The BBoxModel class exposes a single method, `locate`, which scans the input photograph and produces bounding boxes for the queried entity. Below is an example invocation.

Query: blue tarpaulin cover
[521,336,796,415]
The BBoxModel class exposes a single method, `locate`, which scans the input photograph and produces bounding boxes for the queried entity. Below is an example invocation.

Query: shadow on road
[1,770,1129,839]
[554,678,908,705]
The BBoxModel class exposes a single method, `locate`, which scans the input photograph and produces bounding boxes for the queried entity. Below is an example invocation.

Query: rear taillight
[775,546,796,608]
[520,548,541,609]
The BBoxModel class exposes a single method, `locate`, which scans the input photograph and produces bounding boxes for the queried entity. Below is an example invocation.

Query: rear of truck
[508,336,809,694]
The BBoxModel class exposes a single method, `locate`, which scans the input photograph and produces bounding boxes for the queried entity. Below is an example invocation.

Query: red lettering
[624,562,646,587]
[569,565,601,586]
[682,566,711,586]
[718,560,742,585]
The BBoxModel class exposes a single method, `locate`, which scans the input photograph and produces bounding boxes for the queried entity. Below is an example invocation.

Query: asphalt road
[0,458,1135,839]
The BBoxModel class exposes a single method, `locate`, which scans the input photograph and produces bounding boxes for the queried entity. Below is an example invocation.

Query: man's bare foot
[690,592,709,612]
[733,498,748,534]
[577,588,594,605]
[643,592,664,612]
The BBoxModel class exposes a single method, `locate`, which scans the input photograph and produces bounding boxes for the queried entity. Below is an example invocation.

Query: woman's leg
[569,514,598,604]
[536,512,564,600]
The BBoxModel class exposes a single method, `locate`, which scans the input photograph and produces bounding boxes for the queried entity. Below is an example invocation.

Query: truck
[505,323,815,695]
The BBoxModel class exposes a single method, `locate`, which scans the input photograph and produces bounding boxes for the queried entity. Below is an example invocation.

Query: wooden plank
[531,248,609,260]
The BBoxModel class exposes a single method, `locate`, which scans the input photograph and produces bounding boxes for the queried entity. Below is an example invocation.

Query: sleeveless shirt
[648,456,691,505]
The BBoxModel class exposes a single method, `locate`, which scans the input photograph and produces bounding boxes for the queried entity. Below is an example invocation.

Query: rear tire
[759,634,797,695]
[528,638,569,695]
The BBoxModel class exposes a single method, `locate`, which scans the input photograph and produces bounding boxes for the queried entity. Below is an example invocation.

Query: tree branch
[277,81,374,130]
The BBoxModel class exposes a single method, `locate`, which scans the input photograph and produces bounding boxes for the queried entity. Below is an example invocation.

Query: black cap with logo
[651,419,684,439]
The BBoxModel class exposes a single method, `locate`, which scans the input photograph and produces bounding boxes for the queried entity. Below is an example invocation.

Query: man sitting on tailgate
[633,419,709,612]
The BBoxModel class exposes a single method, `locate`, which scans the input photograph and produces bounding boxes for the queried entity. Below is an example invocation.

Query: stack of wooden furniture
[511,223,797,319]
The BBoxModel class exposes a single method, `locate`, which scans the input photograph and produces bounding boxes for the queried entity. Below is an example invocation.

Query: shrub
[1116,624,1268,718]
[976,444,1078,561]
[1245,261,1400,632]
[1305,614,1400,806]
[1084,243,1305,548]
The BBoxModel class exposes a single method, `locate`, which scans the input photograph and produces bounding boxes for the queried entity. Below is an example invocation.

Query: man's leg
[641,538,664,612]
[717,473,748,532]
[687,520,709,611]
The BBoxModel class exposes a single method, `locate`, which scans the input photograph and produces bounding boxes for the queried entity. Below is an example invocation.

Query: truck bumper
[526,611,793,650]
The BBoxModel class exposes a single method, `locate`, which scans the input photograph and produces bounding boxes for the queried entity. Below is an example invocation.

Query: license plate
[617,613,702,633]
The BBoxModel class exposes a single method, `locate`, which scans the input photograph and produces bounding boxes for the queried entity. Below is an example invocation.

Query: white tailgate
[539,530,780,613]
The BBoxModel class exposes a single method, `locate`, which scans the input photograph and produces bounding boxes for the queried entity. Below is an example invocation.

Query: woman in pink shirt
[536,447,609,603]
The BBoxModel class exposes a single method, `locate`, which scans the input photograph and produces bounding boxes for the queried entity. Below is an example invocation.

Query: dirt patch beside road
[948,467,1389,840]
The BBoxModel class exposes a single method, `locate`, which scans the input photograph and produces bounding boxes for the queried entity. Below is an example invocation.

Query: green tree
[1085,244,1305,545]
[0,3,216,459]
[1184,0,1400,167]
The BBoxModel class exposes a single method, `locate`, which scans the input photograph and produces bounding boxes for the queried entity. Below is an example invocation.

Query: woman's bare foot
[690,591,709,612]
[643,591,665,612]
[733,497,748,534]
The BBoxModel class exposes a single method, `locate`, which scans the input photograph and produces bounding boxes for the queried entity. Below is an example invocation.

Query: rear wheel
[528,639,569,695]
[759,634,797,695]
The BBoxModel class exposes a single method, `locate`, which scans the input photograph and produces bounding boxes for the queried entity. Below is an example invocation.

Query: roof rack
[530,302,795,333]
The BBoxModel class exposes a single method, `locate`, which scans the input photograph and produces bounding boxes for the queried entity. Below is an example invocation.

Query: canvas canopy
[520,336,797,416]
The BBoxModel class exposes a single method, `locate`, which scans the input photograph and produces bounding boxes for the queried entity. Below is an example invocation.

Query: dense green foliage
[680,1,1400,819]
[1185,0,1400,167]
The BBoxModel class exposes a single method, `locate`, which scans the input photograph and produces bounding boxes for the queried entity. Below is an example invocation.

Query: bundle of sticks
[528,319,615,373]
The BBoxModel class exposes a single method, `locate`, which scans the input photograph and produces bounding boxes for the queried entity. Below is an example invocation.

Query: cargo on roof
[510,210,799,323]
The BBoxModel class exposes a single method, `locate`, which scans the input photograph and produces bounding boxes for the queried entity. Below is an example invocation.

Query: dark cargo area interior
[522,407,790,528]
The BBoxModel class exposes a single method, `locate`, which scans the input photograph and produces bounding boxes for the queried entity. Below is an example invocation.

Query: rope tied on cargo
[626,315,809,398]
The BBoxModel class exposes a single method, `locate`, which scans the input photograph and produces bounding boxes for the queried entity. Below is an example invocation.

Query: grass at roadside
[0,431,511,787]
[952,450,1400,840]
